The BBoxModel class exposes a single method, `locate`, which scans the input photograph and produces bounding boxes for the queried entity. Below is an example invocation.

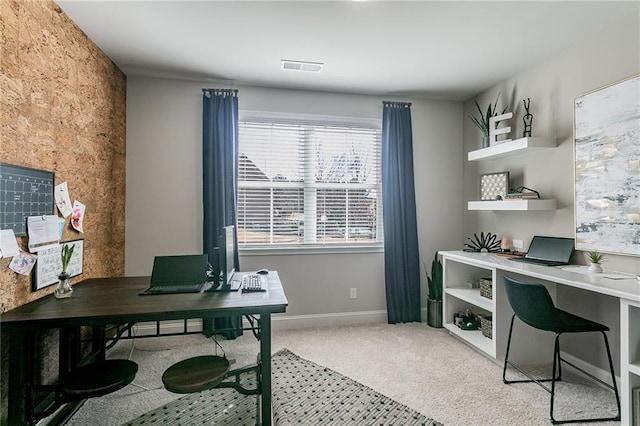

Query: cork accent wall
[0,0,126,312]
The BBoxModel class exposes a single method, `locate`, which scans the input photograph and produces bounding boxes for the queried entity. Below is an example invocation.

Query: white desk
[439,251,640,425]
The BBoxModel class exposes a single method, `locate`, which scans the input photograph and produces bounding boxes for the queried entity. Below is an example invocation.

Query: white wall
[462,13,639,369]
[126,79,463,322]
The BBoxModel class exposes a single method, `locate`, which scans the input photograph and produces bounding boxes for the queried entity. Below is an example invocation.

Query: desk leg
[259,313,272,426]
[7,330,31,425]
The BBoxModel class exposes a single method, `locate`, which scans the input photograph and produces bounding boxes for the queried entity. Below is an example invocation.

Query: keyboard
[241,274,267,293]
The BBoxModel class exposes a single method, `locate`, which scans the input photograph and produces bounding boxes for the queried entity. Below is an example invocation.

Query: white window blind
[238,114,383,247]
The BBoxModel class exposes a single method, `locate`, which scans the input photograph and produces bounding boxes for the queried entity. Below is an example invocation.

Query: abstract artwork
[574,75,640,256]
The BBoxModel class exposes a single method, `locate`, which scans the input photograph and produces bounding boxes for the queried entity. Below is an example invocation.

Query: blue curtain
[202,89,242,339]
[381,101,421,323]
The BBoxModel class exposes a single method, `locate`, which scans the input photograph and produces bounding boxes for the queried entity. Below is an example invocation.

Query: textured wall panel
[0,0,126,312]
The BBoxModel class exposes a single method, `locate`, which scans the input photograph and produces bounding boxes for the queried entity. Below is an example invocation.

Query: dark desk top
[1,272,288,330]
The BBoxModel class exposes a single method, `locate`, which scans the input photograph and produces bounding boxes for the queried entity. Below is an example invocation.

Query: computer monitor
[222,224,236,286]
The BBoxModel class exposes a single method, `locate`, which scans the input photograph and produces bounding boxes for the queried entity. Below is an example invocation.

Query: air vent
[281,60,323,73]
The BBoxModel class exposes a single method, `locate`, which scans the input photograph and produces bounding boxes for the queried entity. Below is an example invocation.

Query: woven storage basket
[479,315,492,339]
[479,278,492,299]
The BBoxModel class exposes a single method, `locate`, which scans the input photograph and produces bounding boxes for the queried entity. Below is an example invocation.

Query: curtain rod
[202,88,239,96]
[383,101,411,108]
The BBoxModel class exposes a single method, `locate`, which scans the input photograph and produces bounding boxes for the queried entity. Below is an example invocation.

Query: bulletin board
[32,239,84,291]
[0,163,55,236]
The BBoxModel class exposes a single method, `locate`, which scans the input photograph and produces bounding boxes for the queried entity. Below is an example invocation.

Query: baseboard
[272,310,388,330]
[560,350,621,390]
[130,310,389,336]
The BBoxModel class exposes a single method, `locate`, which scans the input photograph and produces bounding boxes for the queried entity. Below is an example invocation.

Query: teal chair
[502,275,620,424]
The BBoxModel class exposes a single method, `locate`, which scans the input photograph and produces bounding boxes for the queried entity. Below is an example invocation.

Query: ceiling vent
[281,60,324,73]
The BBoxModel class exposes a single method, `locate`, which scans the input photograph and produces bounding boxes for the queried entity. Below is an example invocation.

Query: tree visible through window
[237,114,383,247]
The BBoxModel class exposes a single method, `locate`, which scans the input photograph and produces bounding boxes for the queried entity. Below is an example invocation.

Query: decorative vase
[427,299,443,328]
[482,135,490,148]
[54,273,73,298]
[589,263,603,273]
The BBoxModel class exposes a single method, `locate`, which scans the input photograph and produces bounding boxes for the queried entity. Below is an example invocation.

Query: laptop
[140,254,211,295]
[511,236,575,267]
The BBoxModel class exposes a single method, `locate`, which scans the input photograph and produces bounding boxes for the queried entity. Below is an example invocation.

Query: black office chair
[502,275,620,424]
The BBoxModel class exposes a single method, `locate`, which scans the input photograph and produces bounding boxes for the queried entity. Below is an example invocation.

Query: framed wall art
[480,172,509,201]
[574,74,640,256]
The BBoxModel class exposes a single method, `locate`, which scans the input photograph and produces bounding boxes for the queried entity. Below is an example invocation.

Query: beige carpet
[52,322,619,426]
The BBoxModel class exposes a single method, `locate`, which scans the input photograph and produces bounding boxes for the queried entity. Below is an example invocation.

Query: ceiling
[56,1,638,101]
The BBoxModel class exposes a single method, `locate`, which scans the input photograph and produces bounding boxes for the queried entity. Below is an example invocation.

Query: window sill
[240,244,384,256]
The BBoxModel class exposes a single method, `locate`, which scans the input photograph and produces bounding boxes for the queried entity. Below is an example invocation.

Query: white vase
[589,263,603,273]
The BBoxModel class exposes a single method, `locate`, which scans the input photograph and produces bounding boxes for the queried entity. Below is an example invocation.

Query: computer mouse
[256,269,269,275]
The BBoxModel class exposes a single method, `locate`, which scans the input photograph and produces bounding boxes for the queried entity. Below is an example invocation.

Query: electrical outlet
[350,288,357,299]
[512,239,524,249]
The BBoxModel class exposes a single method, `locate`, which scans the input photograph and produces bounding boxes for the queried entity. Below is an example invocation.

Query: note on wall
[33,239,84,291]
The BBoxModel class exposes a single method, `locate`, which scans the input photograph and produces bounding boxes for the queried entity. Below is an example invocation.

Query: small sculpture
[463,232,502,253]
[522,98,533,137]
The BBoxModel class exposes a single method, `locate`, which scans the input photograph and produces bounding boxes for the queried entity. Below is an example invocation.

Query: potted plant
[586,251,603,273]
[468,93,509,148]
[425,252,443,328]
[55,243,75,298]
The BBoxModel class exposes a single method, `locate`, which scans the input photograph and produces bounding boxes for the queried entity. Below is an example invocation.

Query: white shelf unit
[468,137,556,161]
[621,299,640,426]
[467,199,557,211]
[442,255,496,358]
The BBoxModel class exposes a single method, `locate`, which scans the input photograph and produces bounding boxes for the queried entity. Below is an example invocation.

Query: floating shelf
[468,137,556,161]
[468,199,557,211]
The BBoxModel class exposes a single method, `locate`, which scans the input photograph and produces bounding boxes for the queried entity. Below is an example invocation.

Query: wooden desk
[1,272,288,426]
[440,251,640,425]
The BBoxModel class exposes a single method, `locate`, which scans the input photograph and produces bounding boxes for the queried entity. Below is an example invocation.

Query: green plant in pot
[469,93,509,148]
[586,250,604,273]
[55,243,75,299]
[425,252,443,328]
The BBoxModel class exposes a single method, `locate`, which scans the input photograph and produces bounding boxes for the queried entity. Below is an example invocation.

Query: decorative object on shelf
[479,277,493,299]
[586,251,604,273]
[463,232,501,252]
[489,112,513,146]
[478,314,492,339]
[480,172,509,200]
[424,253,443,328]
[522,98,533,137]
[500,235,511,252]
[574,74,640,257]
[454,309,479,330]
[55,243,75,299]
[505,186,540,199]
[469,94,509,149]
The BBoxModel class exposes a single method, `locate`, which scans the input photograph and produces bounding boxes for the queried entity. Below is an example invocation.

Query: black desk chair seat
[59,359,138,400]
[162,355,230,394]
[502,276,620,424]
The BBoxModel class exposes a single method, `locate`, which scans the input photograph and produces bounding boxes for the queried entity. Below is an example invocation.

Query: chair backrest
[503,275,559,332]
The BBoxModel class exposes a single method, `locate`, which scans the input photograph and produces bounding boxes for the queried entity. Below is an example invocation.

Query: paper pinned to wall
[0,229,19,258]
[71,200,85,233]
[55,181,73,218]
[27,215,59,253]
[9,250,37,276]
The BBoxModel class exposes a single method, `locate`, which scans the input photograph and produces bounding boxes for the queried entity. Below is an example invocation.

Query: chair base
[502,314,621,424]
[162,355,230,394]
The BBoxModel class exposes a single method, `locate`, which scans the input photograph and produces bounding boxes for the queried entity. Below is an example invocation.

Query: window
[237,113,383,248]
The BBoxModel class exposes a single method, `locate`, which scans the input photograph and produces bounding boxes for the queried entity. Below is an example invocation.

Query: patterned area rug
[125,349,441,425]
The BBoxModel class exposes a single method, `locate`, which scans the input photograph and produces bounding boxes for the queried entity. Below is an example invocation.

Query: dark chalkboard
[0,163,54,236]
